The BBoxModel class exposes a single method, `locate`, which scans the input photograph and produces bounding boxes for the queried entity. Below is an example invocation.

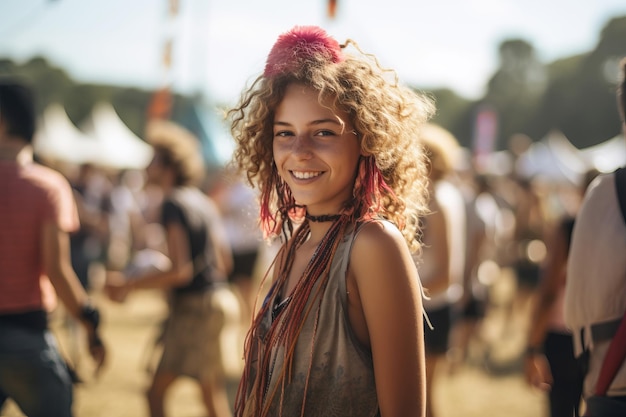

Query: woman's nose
[291,134,313,157]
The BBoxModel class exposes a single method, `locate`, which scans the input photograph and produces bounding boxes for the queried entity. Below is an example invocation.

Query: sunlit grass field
[3,270,550,417]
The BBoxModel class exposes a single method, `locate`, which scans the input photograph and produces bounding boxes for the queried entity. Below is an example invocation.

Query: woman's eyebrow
[273,121,292,127]
[309,118,342,126]
[273,118,341,126]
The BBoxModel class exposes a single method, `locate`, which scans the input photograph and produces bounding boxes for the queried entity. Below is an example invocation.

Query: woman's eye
[314,130,336,137]
[273,129,340,140]
[274,131,293,138]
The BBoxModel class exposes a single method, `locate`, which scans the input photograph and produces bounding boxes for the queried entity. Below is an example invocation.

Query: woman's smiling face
[272,83,362,216]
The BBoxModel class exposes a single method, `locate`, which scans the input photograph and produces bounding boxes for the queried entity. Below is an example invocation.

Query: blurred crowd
[39,123,600,416]
[1,74,623,417]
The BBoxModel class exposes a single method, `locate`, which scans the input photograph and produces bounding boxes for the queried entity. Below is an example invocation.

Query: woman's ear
[357,134,372,157]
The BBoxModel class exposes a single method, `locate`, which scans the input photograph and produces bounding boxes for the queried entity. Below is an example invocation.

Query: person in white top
[564,57,626,417]
[416,123,466,417]
[209,167,263,319]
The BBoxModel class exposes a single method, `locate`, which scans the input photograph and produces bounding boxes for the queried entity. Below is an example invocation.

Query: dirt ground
[1,270,550,417]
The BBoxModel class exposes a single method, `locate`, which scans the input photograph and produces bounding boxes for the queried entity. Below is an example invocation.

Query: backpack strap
[594,310,626,396]
[593,167,626,396]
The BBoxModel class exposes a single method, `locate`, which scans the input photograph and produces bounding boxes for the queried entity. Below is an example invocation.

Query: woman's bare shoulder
[353,220,406,252]
[350,220,413,277]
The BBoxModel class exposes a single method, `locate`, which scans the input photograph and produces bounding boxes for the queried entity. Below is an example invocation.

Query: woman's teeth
[292,171,321,179]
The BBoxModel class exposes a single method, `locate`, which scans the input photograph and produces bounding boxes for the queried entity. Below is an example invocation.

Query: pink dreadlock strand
[353,156,398,220]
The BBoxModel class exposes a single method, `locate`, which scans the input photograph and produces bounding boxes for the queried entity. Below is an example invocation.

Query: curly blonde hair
[228,36,435,253]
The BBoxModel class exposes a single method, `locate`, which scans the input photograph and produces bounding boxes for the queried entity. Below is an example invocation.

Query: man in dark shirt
[105,120,238,417]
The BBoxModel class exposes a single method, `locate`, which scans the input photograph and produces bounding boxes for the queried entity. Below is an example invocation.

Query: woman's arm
[349,221,426,417]
[419,201,451,296]
[524,220,568,389]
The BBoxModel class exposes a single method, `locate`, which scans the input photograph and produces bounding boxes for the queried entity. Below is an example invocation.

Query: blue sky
[1,0,626,105]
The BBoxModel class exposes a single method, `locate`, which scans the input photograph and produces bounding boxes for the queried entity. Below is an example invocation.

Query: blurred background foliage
[1,15,625,153]
[432,15,626,150]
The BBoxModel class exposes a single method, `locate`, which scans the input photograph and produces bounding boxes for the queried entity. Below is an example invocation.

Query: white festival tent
[515,131,626,184]
[80,102,153,170]
[34,102,153,170]
[33,103,101,165]
[578,134,626,174]
[515,131,588,184]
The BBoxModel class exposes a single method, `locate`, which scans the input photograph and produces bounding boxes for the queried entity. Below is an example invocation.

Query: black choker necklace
[305,213,342,223]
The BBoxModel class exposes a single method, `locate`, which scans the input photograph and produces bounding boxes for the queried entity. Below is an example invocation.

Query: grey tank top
[243,226,380,417]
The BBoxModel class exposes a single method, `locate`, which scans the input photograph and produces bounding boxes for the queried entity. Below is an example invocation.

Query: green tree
[483,39,547,149]
[534,16,626,148]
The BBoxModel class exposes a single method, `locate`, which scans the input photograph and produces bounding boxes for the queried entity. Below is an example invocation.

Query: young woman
[228,25,435,417]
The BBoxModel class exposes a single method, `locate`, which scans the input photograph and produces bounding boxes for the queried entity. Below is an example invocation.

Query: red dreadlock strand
[353,156,400,223]
[259,167,306,239]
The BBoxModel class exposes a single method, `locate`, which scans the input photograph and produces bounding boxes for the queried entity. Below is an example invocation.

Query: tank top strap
[337,219,433,330]
[337,219,380,312]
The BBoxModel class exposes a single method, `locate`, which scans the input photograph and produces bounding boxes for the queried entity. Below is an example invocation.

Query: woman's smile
[290,170,323,180]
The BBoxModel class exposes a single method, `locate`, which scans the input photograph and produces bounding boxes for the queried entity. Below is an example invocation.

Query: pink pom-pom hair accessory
[264,25,345,78]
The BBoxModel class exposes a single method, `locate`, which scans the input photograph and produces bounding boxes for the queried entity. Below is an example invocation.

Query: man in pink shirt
[0,79,106,417]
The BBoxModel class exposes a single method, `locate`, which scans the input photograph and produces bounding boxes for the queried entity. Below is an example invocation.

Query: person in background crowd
[509,175,547,321]
[447,170,493,374]
[564,57,626,417]
[525,169,599,417]
[65,162,112,367]
[210,167,264,321]
[107,168,149,272]
[69,162,111,291]
[0,78,106,417]
[417,123,466,417]
[105,120,240,417]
